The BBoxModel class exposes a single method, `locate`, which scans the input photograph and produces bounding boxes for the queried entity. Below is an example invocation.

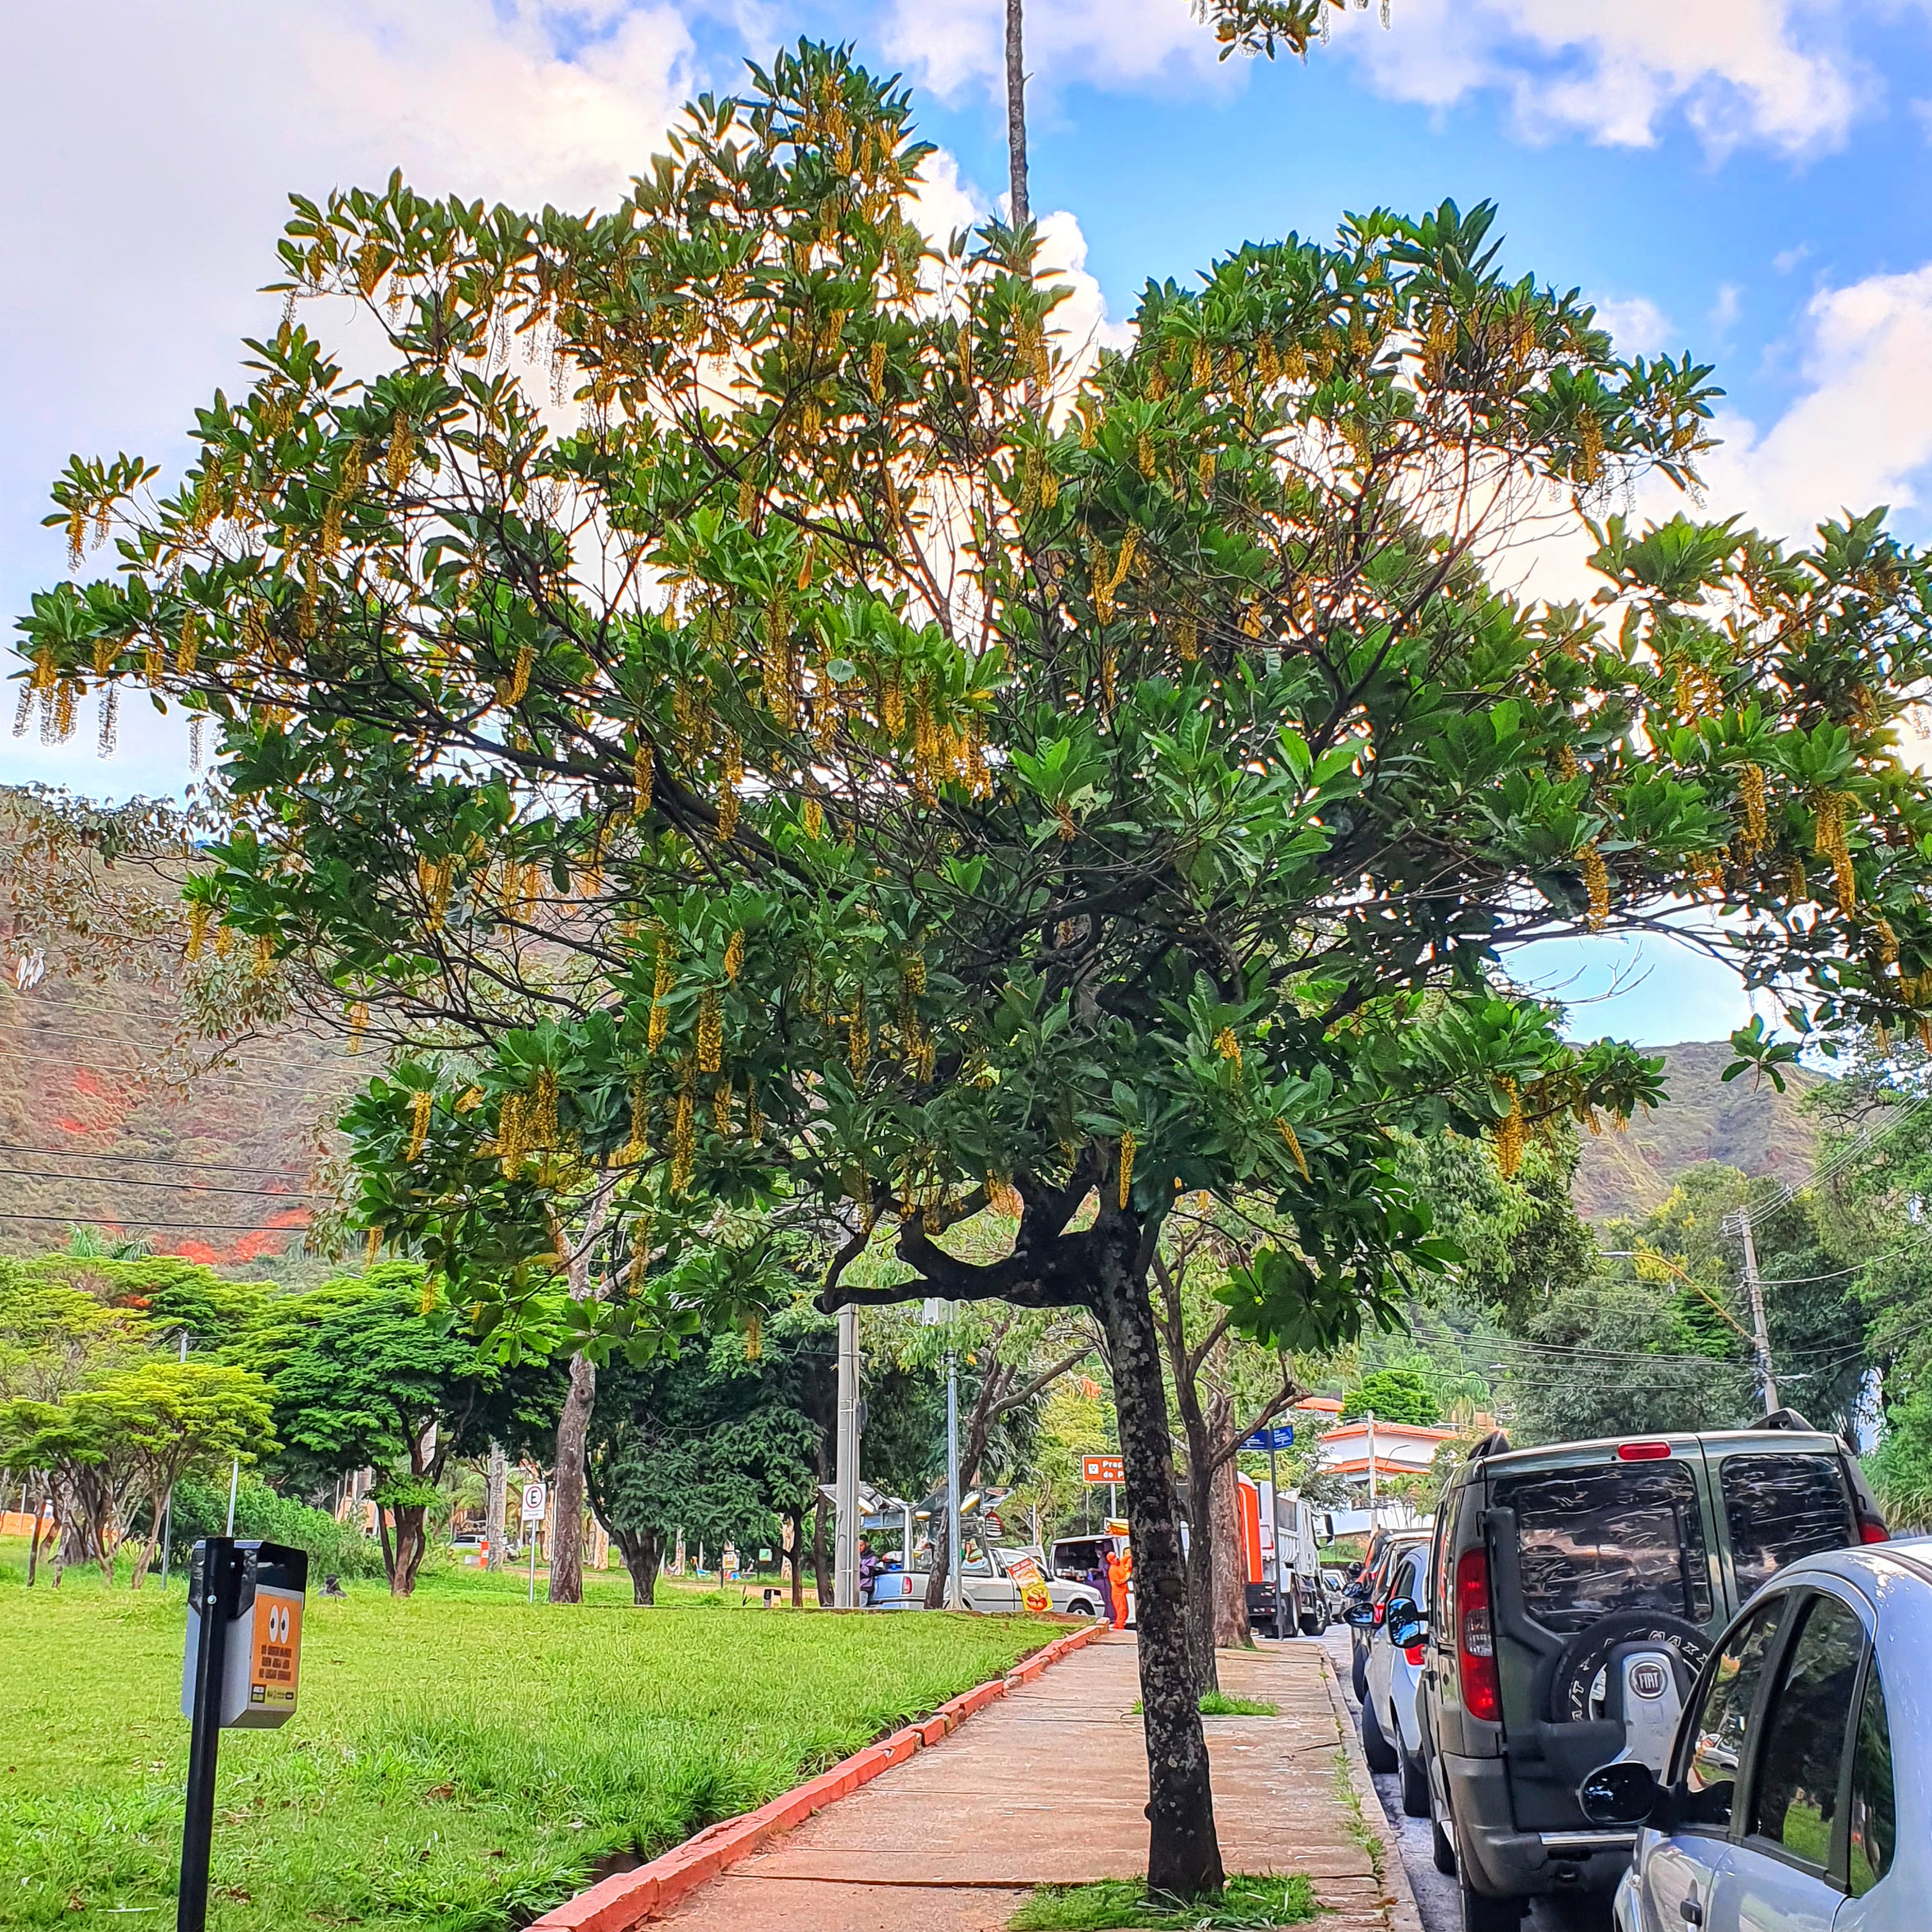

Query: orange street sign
[248,1590,302,1717]
[1081,1454,1124,1485]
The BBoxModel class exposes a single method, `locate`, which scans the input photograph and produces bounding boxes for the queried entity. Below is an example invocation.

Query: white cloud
[2,1,696,799]
[1697,264,1932,538]
[882,0,1229,100]
[1337,0,1868,154]
[1590,295,1673,358]
[884,0,1871,156]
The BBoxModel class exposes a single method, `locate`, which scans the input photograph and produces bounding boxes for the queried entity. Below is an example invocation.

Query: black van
[1416,1417,1885,1930]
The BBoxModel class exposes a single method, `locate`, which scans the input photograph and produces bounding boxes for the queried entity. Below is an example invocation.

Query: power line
[0,1166,321,1201]
[0,1211,309,1232]
[0,1141,307,1177]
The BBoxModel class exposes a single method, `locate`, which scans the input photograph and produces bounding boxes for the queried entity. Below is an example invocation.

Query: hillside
[0,963,356,1266]
[1572,1039,1821,1220]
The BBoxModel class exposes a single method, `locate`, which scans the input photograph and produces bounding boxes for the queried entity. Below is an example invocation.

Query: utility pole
[945,1346,962,1610]
[1735,1208,1780,1413]
[1365,1411,1377,1520]
[834,1303,860,1609]
[161,1328,187,1586]
[1004,0,1029,228]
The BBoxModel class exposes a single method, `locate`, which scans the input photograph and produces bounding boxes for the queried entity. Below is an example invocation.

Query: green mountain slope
[1572,1039,1820,1220]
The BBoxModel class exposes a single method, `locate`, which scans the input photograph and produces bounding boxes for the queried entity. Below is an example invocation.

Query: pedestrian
[857,1535,880,1607]
[1105,1542,1132,1629]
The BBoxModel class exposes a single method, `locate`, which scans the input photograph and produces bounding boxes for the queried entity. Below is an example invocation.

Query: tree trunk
[27,1488,49,1586]
[130,1499,163,1591]
[1004,0,1029,229]
[549,1351,596,1604]
[390,1505,429,1597]
[612,1526,661,1604]
[1098,1251,1224,1901]
[1206,1396,1252,1656]
[924,1505,950,1609]
[812,1489,832,1606]
[377,1502,397,1588]
[1182,1445,1218,1694]
[485,1443,507,1571]
[785,1509,804,1607]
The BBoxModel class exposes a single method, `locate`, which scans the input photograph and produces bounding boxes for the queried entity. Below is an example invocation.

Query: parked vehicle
[1416,1416,1886,1931]
[1576,1535,1924,1932]
[1353,1537,1432,1820]
[877,1538,1108,1617]
[1245,1481,1337,1636]
[1349,1526,1431,1700]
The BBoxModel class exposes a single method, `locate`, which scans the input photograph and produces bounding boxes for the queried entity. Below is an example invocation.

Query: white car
[1356,1538,1432,1821]
[1580,1537,1920,1932]
[871,1543,1108,1618]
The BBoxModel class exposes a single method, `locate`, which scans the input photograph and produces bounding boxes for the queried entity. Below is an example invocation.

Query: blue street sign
[1243,1425,1295,1452]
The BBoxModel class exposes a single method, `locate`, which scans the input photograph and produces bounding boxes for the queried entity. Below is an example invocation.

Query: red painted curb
[528,1625,1101,1931]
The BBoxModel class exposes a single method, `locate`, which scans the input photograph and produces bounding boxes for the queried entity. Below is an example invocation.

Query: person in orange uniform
[1105,1542,1132,1629]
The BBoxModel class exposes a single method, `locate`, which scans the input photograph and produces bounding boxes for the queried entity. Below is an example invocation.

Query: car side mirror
[1385,1599,1426,1648]
[1344,1604,1377,1628]
[1577,1760,1661,1828]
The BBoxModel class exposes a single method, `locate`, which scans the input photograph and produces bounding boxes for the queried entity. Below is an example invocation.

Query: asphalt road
[1319,1626,1613,1932]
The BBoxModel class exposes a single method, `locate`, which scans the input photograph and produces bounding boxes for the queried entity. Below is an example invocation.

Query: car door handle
[1680,1900,1703,1927]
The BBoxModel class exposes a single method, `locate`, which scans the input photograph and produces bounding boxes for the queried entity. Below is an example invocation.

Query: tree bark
[390,1505,429,1596]
[1207,1395,1252,1656]
[812,1488,832,1606]
[485,1442,507,1571]
[612,1525,661,1604]
[549,1351,596,1604]
[551,1177,615,1605]
[1098,1246,1224,1900]
[785,1508,804,1607]
[1004,0,1029,229]
[924,1504,950,1609]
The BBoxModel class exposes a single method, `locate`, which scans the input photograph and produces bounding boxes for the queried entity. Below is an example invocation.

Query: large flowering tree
[20,43,1932,1894]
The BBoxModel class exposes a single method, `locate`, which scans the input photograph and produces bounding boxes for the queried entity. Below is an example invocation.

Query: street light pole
[1365,1411,1377,1521]
[1268,1437,1286,1642]
[161,1328,187,1586]
[834,1304,859,1609]
[945,1347,962,1610]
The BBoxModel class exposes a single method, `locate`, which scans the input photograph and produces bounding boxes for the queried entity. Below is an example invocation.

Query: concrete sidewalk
[661,1632,1413,1931]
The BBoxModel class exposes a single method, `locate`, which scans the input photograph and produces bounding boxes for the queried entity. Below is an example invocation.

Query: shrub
[170,1477,386,1580]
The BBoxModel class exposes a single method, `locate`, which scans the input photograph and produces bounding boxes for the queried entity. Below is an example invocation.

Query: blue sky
[4,0,1926,1047]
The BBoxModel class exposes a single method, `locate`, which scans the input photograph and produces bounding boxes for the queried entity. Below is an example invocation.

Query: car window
[1747,1594,1863,1871]
[1846,1659,1896,1897]
[1492,1461,1712,1634]
[1721,1455,1856,1599]
[1683,1600,1784,1830]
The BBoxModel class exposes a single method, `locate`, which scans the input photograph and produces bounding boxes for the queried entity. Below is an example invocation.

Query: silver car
[1579,1537,1922,1931]
[1359,1538,1432,1821]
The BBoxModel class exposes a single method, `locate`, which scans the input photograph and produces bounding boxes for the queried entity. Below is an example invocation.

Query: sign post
[1081,1454,1124,1529]
[178,1539,306,1932]
[521,1480,547,1604]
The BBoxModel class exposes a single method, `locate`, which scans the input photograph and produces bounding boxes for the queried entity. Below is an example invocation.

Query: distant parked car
[873,1540,1108,1618]
[1353,1537,1432,1820]
[1347,1527,1430,1701]
[1416,1415,1886,1931]
[1576,1535,1925,1932]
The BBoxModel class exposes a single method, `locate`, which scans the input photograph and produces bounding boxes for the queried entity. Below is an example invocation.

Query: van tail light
[1404,1642,1427,1666]
[1616,1441,1672,1460]
[1860,1519,1890,1545]
[1456,1547,1501,1724]
[1372,1600,1385,1627]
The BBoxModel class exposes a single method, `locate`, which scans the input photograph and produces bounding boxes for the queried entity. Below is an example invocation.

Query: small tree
[272,1266,560,1595]
[1342,1367,1439,1425]
[29,46,1932,1893]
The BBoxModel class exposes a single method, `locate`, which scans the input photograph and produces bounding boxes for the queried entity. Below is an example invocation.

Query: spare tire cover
[1548,1611,1710,1726]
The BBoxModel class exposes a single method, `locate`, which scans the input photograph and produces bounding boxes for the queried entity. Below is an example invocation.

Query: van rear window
[1721,1455,1855,1599]
[1492,1463,1712,1634]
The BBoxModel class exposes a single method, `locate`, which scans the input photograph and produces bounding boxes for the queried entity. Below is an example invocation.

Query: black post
[178,1537,235,1932]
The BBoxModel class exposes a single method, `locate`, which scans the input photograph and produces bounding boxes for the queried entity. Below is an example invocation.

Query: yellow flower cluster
[1578,843,1609,930]
[1811,791,1857,912]
[1737,763,1768,855]
[1275,1119,1310,1181]
[1117,1130,1136,1209]
[406,1089,433,1163]
[1492,1079,1526,1179]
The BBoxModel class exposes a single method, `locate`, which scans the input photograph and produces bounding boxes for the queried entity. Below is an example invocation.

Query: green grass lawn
[0,1537,1050,1929]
